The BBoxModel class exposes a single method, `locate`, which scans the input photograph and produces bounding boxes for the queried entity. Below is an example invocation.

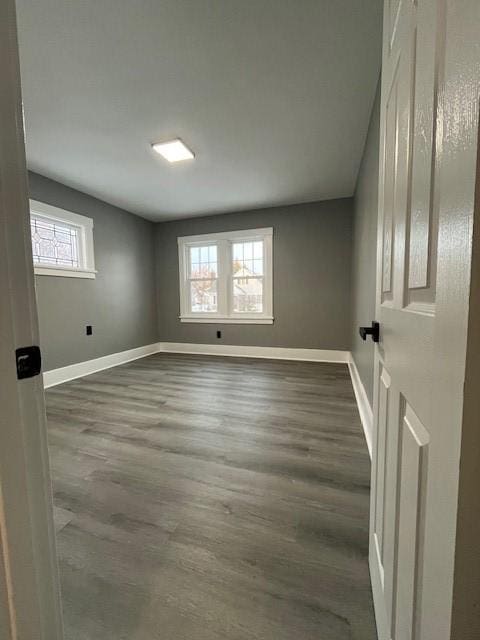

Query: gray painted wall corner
[21,10,382,375]
[29,172,158,371]
[30,177,358,368]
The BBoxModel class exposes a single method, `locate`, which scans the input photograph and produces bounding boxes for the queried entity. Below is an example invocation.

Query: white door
[369,1,480,639]
[0,0,63,638]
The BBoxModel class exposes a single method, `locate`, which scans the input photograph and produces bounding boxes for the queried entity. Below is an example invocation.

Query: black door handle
[16,345,42,379]
[359,321,380,343]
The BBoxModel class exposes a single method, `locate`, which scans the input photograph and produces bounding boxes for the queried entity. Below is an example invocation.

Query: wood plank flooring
[45,353,376,640]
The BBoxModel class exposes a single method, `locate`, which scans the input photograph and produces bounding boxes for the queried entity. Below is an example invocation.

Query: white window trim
[30,199,96,279]
[178,227,273,324]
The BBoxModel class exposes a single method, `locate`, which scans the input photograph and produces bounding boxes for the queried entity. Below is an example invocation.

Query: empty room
[1,1,480,640]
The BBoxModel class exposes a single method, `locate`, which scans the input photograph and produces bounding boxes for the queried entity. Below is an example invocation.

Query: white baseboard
[43,340,371,461]
[43,342,349,388]
[42,343,162,388]
[158,342,350,363]
[348,356,373,458]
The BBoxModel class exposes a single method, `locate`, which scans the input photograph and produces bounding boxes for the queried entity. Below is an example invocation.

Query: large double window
[178,228,273,323]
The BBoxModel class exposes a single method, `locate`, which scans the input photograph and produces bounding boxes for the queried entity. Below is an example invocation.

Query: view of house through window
[232,241,263,313]
[178,228,273,323]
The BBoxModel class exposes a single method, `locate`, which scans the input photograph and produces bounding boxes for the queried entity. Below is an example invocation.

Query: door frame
[0,0,63,638]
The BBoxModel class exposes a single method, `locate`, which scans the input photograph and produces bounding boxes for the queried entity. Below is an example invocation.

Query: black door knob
[359,321,380,343]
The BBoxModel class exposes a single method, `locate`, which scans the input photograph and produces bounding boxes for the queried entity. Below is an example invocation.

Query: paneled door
[370,1,480,639]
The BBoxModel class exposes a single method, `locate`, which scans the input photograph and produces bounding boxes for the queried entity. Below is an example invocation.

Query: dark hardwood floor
[45,353,376,640]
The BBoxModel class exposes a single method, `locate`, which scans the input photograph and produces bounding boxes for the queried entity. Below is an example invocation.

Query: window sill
[34,266,97,279]
[180,316,274,325]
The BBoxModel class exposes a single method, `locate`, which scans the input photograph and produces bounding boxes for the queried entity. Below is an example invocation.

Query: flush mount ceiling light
[151,138,195,163]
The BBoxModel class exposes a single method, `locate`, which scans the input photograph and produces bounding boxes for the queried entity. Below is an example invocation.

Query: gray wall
[350,79,381,404]
[29,172,158,371]
[156,199,353,350]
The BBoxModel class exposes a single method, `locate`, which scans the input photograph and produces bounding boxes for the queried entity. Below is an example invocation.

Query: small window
[30,200,96,279]
[178,228,273,324]
[31,216,80,269]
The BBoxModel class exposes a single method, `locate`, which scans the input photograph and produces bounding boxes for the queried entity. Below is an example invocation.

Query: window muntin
[29,200,96,279]
[178,228,273,324]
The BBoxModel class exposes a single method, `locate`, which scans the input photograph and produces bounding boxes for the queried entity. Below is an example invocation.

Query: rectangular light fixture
[152,138,195,163]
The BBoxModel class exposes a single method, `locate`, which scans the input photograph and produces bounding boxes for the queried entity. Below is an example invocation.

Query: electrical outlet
[86,325,93,336]
[216,330,222,339]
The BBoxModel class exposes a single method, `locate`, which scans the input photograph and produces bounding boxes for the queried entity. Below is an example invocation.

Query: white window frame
[30,199,96,279]
[178,227,273,324]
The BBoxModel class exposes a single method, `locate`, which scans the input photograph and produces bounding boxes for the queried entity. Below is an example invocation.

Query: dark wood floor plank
[46,353,376,640]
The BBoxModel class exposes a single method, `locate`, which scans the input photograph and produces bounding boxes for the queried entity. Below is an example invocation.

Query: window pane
[233,243,243,261]
[253,241,263,259]
[190,247,200,264]
[31,216,79,268]
[190,245,217,278]
[190,279,217,312]
[253,259,263,275]
[232,256,243,276]
[233,277,263,313]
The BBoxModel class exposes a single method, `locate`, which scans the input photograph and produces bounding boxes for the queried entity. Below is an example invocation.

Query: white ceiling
[15,0,382,221]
